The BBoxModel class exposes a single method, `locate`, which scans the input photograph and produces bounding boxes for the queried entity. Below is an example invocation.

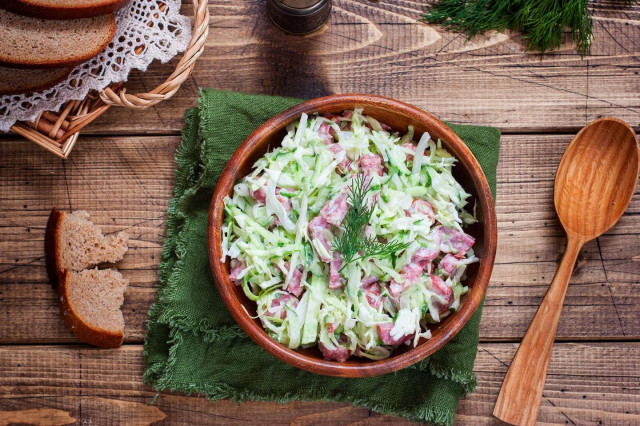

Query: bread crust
[0,0,130,20]
[57,270,124,348]
[0,13,116,69]
[45,207,64,288]
[0,66,72,95]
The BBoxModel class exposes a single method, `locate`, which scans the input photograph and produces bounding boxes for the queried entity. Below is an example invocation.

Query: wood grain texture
[495,118,639,425]
[62,0,640,136]
[0,134,637,344]
[0,343,637,425]
[0,408,76,426]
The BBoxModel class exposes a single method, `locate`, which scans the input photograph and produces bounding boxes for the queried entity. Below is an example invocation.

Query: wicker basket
[10,0,209,158]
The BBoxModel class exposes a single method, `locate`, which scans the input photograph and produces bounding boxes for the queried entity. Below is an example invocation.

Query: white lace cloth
[0,0,192,132]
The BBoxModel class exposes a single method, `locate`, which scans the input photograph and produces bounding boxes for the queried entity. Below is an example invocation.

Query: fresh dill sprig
[421,0,594,56]
[332,173,409,272]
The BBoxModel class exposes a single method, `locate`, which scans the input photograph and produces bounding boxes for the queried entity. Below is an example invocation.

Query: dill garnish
[332,173,409,272]
[421,0,594,56]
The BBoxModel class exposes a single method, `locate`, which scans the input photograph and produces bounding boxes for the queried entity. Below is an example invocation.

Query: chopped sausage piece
[402,142,416,161]
[275,188,293,212]
[365,284,382,309]
[328,143,350,172]
[268,217,280,230]
[269,189,296,228]
[264,294,299,319]
[308,215,330,238]
[361,277,382,308]
[412,247,439,266]
[322,113,340,122]
[359,153,384,176]
[429,275,454,315]
[439,253,459,275]
[320,190,349,227]
[388,246,440,297]
[329,252,345,289]
[308,216,333,262]
[318,122,334,145]
[336,111,353,131]
[229,259,244,284]
[439,227,475,255]
[450,231,475,255]
[249,187,266,204]
[377,323,414,346]
[276,262,304,297]
[287,272,303,296]
[250,187,293,213]
[406,199,435,221]
[389,262,423,297]
[361,275,380,287]
[319,340,352,362]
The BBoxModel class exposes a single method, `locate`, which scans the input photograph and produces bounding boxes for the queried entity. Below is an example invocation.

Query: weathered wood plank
[0,343,637,425]
[0,408,77,426]
[0,134,638,343]
[71,0,640,136]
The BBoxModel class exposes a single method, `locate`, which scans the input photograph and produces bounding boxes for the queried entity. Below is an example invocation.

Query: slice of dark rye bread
[45,207,128,288]
[59,268,129,348]
[0,65,72,95]
[0,9,115,69]
[0,0,130,20]
[45,208,129,348]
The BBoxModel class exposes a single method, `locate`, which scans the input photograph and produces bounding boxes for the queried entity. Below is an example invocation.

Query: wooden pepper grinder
[266,0,332,35]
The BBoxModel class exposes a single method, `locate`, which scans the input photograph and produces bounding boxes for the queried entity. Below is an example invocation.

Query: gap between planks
[6,127,637,142]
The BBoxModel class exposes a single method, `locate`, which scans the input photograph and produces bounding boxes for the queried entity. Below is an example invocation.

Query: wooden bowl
[208,94,497,377]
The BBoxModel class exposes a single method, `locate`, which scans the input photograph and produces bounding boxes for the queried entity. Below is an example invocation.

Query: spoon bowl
[555,117,639,241]
[494,117,639,426]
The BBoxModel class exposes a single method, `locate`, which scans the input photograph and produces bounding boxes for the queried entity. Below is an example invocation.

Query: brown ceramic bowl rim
[208,94,497,377]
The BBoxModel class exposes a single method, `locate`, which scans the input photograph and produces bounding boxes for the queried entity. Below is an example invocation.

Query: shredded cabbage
[222,109,479,362]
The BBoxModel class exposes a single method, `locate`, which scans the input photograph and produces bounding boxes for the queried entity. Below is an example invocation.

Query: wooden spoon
[493,117,639,425]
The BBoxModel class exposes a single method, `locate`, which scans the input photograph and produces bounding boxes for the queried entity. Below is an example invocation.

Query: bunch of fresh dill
[421,0,593,55]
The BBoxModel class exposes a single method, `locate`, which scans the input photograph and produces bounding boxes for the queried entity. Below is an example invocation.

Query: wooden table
[1,1,639,424]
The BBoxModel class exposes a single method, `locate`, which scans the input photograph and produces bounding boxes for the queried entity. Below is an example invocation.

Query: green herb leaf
[421,0,594,56]
[303,242,314,266]
[331,173,409,271]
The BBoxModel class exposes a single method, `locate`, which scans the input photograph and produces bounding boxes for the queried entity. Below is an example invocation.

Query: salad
[221,109,478,362]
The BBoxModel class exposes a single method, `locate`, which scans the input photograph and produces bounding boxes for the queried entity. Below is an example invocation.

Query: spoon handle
[493,235,583,426]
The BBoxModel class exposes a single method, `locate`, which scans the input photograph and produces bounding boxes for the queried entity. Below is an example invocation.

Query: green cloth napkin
[144,89,500,426]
